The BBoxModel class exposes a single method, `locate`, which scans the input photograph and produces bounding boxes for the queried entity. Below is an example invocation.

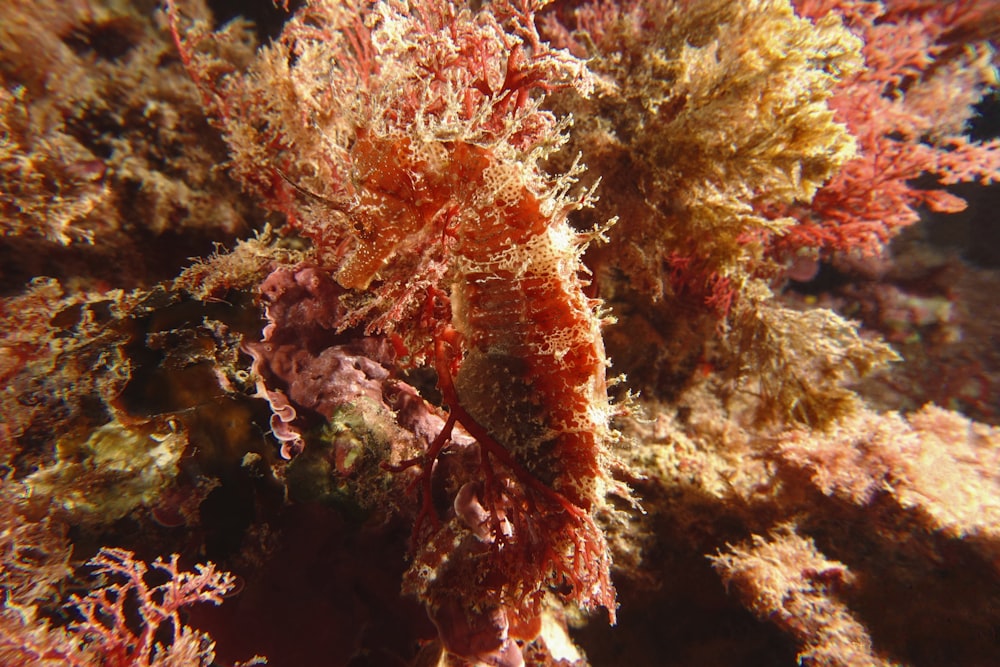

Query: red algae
[3,0,1000,665]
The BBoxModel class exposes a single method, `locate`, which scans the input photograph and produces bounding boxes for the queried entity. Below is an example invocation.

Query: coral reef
[0,0,262,288]
[2,0,1000,666]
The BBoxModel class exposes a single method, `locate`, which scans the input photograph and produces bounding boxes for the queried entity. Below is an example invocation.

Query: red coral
[770,0,1000,260]
[0,548,238,667]
[68,548,236,666]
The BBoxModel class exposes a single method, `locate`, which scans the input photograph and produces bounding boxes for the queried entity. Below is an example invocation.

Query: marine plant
[168,0,619,662]
[1,0,999,665]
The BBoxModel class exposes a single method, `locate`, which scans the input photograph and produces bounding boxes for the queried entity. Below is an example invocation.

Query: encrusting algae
[2,1,1000,665]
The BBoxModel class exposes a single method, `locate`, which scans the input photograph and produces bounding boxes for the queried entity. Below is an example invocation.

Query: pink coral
[68,548,237,666]
[244,266,392,457]
[0,547,239,667]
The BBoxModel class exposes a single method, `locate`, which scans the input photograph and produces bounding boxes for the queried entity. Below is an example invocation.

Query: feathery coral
[711,526,894,667]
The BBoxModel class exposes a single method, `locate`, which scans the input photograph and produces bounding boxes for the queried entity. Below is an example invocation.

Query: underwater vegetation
[2,0,1000,665]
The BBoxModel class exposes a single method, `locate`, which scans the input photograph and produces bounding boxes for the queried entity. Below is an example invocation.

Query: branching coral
[0,546,242,667]
[68,548,237,666]
[771,0,1000,260]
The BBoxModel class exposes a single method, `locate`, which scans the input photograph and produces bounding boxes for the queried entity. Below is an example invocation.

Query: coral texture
[711,526,891,667]
[0,547,240,667]
[541,0,904,427]
[2,0,1000,665]
[771,0,1000,259]
[0,0,260,287]
[168,0,621,661]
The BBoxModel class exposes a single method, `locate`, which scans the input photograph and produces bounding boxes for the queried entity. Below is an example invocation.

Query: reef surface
[2,1,1000,666]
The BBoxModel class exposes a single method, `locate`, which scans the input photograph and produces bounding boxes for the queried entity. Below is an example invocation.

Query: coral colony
[2,0,1000,665]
